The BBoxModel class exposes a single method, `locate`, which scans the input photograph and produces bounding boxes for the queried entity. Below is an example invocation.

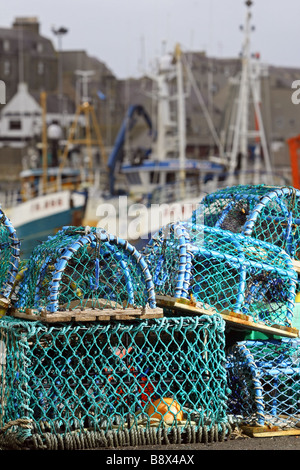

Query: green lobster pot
[0,206,20,317]
[226,339,300,429]
[0,314,230,450]
[195,184,300,261]
[143,221,298,333]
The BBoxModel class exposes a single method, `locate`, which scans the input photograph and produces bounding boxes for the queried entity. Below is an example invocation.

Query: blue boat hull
[17,206,84,259]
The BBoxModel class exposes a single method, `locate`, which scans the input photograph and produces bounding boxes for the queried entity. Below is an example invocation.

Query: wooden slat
[11,307,164,323]
[59,299,125,310]
[241,425,300,438]
[156,295,299,338]
[292,259,300,273]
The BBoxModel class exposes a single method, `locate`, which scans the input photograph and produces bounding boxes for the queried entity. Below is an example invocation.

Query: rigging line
[181,53,225,161]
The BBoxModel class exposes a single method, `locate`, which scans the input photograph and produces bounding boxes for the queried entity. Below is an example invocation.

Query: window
[166,172,175,184]
[4,61,10,75]
[126,172,141,184]
[150,171,160,184]
[37,42,43,53]
[9,120,22,130]
[3,40,10,52]
[275,116,284,129]
[37,61,44,75]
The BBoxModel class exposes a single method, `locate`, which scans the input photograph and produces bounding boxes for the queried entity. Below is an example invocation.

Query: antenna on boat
[227,0,273,186]
[75,70,95,105]
[58,71,107,188]
[182,54,226,162]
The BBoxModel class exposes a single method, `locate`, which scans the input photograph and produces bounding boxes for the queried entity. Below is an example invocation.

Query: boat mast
[228,0,273,185]
[40,91,48,194]
[146,44,187,198]
[175,44,186,198]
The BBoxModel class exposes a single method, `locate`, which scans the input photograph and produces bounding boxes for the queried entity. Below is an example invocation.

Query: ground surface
[118,434,300,451]
[92,428,300,452]
[2,429,300,453]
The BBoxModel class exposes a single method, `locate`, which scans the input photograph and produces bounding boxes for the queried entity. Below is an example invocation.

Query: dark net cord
[0,418,233,450]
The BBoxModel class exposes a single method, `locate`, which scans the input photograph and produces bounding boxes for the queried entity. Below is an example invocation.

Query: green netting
[13,226,156,315]
[226,339,300,428]
[192,184,300,260]
[143,222,297,328]
[0,208,20,316]
[142,223,191,299]
[0,315,231,450]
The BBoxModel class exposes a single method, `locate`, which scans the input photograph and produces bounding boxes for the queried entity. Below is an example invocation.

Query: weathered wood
[10,306,164,323]
[156,295,299,338]
[59,299,125,310]
[292,259,300,273]
[241,425,300,438]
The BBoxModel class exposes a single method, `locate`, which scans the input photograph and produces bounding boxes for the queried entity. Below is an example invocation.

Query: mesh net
[0,315,230,449]
[142,223,192,299]
[226,339,300,429]
[2,186,300,446]
[13,226,156,315]
[143,222,297,329]
[192,185,300,260]
[0,208,20,316]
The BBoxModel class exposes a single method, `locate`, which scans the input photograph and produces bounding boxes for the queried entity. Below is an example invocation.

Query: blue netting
[1,183,300,447]
[192,184,300,260]
[0,207,20,316]
[14,226,156,315]
[226,339,300,428]
[0,314,231,449]
[143,222,297,329]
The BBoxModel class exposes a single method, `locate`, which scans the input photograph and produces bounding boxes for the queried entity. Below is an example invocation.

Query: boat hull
[5,190,86,258]
[83,192,201,244]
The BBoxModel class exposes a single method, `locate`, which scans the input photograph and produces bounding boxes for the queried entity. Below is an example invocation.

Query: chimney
[13,17,40,34]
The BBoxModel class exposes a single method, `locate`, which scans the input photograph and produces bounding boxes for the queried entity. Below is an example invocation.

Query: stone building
[116,50,300,179]
[0,16,120,188]
[0,16,299,186]
[0,17,57,101]
[0,17,119,144]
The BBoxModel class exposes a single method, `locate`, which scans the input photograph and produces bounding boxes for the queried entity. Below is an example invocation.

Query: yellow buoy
[0,297,10,318]
[146,397,183,424]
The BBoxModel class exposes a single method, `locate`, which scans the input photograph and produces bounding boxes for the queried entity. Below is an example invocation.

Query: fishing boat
[83,1,288,249]
[83,44,228,246]
[4,170,87,259]
[1,89,101,258]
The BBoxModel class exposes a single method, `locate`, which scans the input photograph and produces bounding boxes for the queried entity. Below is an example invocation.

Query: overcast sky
[1,0,299,79]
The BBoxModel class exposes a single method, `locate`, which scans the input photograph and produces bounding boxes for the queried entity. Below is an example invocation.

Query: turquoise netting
[1,183,300,448]
[0,315,231,450]
[192,185,300,260]
[143,222,297,329]
[226,339,300,428]
[14,226,156,315]
[0,208,20,317]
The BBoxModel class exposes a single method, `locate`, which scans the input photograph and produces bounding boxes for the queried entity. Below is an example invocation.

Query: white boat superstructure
[83,44,227,244]
[224,0,280,187]
[0,87,101,257]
